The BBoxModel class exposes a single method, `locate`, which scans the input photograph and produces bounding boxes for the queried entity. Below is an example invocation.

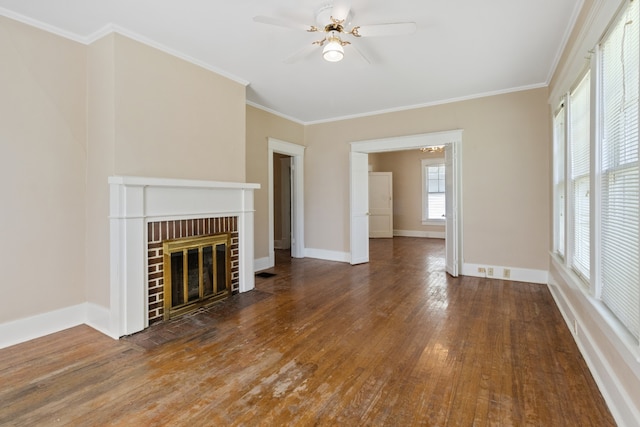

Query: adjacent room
[0,0,638,425]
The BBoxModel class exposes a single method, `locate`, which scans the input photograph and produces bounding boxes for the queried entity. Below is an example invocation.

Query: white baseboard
[548,257,640,427]
[304,248,350,263]
[85,303,118,339]
[462,263,548,284]
[394,229,445,239]
[0,304,88,349]
[254,256,272,272]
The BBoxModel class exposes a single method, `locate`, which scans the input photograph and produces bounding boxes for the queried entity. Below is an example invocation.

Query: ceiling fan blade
[355,22,417,37]
[253,15,314,32]
[331,0,352,22]
[283,44,318,64]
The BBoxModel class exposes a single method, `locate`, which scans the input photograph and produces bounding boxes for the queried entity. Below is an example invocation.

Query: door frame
[268,138,305,265]
[349,130,463,273]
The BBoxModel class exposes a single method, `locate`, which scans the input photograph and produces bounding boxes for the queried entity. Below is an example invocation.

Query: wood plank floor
[0,237,615,426]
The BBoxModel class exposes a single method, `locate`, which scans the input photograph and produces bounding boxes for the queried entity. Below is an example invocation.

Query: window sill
[549,252,640,364]
[422,220,445,226]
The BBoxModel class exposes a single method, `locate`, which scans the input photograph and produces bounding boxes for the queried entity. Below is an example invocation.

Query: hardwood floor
[0,237,615,426]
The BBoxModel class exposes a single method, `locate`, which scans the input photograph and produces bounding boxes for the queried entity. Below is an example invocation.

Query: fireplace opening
[163,233,231,320]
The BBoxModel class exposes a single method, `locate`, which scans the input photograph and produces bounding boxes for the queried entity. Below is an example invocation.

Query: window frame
[421,158,446,225]
[552,0,640,347]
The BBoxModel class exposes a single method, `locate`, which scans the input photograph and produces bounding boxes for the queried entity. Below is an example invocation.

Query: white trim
[548,0,625,105]
[304,248,351,263]
[305,85,547,125]
[0,304,88,349]
[109,176,259,337]
[351,129,464,154]
[268,138,306,266]
[108,175,259,189]
[545,0,586,85]
[85,303,116,339]
[549,254,640,427]
[461,263,549,284]
[0,11,250,87]
[350,130,463,275]
[421,158,446,224]
[94,24,249,87]
[246,101,306,125]
[394,230,445,239]
[0,7,88,43]
[254,257,271,272]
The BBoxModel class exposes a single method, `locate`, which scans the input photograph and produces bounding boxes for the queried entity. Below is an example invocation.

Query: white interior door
[350,130,463,272]
[445,143,459,277]
[350,152,369,264]
[368,172,393,238]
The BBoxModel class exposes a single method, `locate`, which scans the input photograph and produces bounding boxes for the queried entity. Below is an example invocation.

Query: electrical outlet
[487,267,494,276]
[503,268,511,279]
[478,267,486,274]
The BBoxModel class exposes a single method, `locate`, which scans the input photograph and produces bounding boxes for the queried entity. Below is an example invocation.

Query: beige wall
[305,88,550,271]
[1,16,252,325]
[246,105,304,260]
[371,150,446,235]
[84,34,249,310]
[1,11,549,327]
[0,17,87,323]
[113,35,246,182]
[86,34,117,307]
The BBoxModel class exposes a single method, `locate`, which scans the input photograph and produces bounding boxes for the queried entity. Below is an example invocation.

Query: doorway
[349,130,463,276]
[268,138,305,268]
[273,153,292,255]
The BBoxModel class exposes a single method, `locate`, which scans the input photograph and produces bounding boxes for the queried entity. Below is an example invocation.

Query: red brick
[148,256,163,266]
[149,272,162,281]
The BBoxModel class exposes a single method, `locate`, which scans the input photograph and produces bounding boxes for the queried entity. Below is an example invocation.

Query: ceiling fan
[254,1,417,63]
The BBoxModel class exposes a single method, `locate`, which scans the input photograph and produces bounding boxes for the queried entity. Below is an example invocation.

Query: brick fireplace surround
[109,176,259,338]
[147,216,239,324]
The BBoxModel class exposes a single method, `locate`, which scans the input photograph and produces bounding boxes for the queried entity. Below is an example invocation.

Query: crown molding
[0,9,249,87]
[0,7,87,43]
[302,83,548,125]
[246,101,306,125]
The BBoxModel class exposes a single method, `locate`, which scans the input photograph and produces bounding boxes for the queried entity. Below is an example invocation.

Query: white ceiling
[0,0,581,124]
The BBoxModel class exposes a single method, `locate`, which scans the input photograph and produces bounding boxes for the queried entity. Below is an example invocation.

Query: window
[553,105,566,257]
[422,159,446,223]
[569,71,591,283]
[599,0,639,339]
[553,0,640,343]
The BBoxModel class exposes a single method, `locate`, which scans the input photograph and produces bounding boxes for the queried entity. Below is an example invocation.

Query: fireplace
[147,218,239,323]
[109,176,259,338]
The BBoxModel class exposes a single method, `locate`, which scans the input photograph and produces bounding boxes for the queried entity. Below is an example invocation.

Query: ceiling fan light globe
[323,41,344,62]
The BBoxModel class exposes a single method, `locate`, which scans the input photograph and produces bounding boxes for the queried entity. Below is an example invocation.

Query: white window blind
[599,0,639,340]
[427,164,446,220]
[569,72,591,282]
[553,105,566,257]
[422,160,446,222]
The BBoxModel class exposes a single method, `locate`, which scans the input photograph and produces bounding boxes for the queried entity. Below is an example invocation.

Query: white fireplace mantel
[108,176,260,338]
